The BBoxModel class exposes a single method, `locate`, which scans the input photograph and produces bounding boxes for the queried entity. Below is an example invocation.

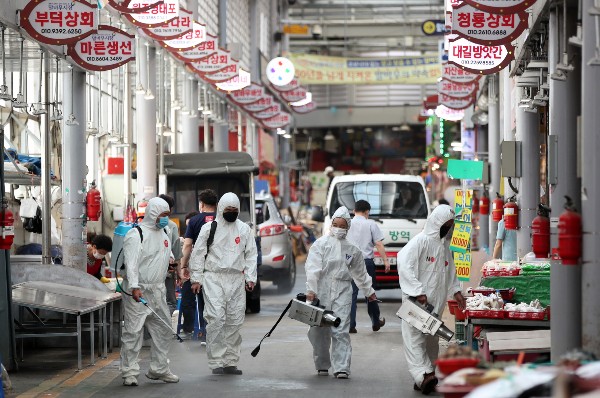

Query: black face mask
[440,224,453,239]
[223,211,239,222]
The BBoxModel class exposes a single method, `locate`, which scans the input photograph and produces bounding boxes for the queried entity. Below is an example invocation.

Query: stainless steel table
[12,285,107,370]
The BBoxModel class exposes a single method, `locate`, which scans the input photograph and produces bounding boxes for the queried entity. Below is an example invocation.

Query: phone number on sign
[86,56,122,62]
[459,60,497,65]
[467,29,508,35]
[41,28,83,34]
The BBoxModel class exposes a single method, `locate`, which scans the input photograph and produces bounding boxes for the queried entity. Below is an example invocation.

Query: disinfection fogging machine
[396,297,454,341]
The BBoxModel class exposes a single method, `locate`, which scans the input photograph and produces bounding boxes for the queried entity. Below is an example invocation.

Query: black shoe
[420,372,438,395]
[223,366,243,375]
[212,367,224,375]
[349,327,357,334]
[372,318,386,332]
[414,383,421,391]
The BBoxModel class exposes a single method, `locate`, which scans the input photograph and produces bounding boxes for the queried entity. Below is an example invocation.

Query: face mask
[156,216,169,229]
[330,227,348,240]
[440,223,453,239]
[93,250,105,260]
[223,211,239,223]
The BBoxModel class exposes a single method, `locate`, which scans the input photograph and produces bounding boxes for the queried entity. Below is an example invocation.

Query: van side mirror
[311,206,325,222]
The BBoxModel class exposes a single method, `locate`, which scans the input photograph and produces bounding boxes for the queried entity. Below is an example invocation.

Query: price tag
[454,251,472,281]
[454,188,473,212]
[449,221,472,253]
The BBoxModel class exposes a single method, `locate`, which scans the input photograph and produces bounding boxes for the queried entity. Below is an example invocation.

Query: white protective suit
[305,206,375,376]
[189,192,258,369]
[397,204,462,386]
[120,197,174,379]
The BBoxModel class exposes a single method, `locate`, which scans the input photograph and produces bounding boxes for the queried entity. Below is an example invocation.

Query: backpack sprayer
[251,293,341,357]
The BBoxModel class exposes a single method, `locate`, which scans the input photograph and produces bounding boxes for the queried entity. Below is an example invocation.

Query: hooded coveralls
[120,197,173,379]
[189,192,258,369]
[397,205,461,386]
[305,206,375,375]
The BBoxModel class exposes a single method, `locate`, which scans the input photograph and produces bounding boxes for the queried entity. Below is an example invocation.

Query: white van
[323,174,430,289]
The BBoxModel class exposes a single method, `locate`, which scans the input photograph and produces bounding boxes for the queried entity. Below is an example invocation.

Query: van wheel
[277,257,296,294]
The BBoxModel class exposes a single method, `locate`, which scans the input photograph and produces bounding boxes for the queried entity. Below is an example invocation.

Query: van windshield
[330,181,428,219]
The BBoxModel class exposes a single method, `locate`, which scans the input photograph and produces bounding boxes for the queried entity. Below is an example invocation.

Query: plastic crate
[505,311,546,320]
[466,309,505,319]
[455,322,465,343]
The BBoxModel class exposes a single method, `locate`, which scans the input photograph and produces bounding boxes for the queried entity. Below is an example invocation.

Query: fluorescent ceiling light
[324,131,335,140]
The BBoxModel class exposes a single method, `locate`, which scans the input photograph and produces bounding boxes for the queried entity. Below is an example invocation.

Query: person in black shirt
[178,189,218,341]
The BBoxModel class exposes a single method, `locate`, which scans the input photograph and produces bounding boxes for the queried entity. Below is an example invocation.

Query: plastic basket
[482,269,521,277]
[435,358,480,375]
[466,309,505,319]
[447,299,458,315]
[505,311,546,320]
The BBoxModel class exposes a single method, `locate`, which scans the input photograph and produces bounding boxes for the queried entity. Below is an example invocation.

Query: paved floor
[8,251,489,398]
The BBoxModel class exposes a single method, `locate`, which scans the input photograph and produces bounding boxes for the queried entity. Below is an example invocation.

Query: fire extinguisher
[472,191,479,214]
[504,196,519,230]
[0,199,15,250]
[492,193,504,222]
[479,192,490,215]
[531,203,551,258]
[137,198,149,217]
[558,196,582,265]
[86,181,102,222]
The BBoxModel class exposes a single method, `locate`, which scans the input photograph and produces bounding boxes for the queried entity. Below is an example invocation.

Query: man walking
[158,194,182,315]
[346,200,388,333]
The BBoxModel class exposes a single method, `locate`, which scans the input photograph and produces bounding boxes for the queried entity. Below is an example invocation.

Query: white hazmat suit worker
[305,206,377,379]
[397,204,466,395]
[189,192,257,375]
[120,197,179,386]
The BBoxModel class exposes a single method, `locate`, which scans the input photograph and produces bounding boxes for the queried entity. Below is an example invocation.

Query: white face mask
[330,227,348,240]
[93,250,105,260]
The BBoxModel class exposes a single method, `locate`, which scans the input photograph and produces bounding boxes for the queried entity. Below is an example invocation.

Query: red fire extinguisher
[472,191,479,214]
[0,199,15,250]
[504,196,519,230]
[531,203,551,258]
[492,193,504,222]
[137,198,149,217]
[479,192,490,215]
[86,181,102,221]
[558,196,582,265]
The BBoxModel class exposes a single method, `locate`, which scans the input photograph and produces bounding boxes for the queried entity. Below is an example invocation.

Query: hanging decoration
[67,25,135,71]
[143,7,192,41]
[266,57,295,86]
[447,37,514,75]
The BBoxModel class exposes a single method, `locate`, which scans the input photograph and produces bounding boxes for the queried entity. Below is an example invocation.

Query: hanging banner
[241,95,274,112]
[435,104,465,121]
[292,101,317,114]
[281,87,308,103]
[215,69,251,92]
[123,0,179,28]
[272,78,299,92]
[202,62,239,82]
[449,221,472,253]
[229,84,265,105]
[442,63,482,84]
[438,80,478,98]
[19,0,97,45]
[67,25,135,71]
[439,92,475,110]
[106,0,161,14]
[452,2,528,46]
[253,105,282,120]
[448,38,514,75]
[143,7,192,41]
[462,0,538,14]
[262,112,292,129]
[161,21,206,50]
[189,49,231,74]
[168,33,217,62]
[288,53,441,85]
[454,251,472,281]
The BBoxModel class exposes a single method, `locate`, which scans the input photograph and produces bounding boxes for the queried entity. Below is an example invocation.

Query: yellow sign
[288,53,441,85]
[454,251,472,281]
[449,221,472,253]
[422,21,437,35]
[283,24,310,35]
[454,189,473,212]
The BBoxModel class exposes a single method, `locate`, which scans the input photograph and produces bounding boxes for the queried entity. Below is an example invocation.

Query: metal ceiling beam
[294,105,424,128]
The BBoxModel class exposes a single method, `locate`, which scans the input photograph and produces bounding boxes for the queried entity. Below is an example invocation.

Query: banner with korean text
[288,53,441,85]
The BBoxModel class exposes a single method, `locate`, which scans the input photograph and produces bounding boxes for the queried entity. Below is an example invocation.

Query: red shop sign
[241,95,274,111]
[253,105,282,120]
[442,63,482,84]
[189,49,231,74]
[262,112,292,130]
[230,84,266,105]
[67,25,135,71]
[106,0,161,14]
[202,62,239,83]
[447,38,514,75]
[123,0,179,28]
[19,0,97,45]
[437,79,478,98]
[161,21,206,51]
[272,78,299,92]
[168,33,217,61]
[292,101,317,114]
[462,0,538,15]
[452,2,528,46]
[143,7,192,41]
[423,94,439,110]
[281,87,308,103]
[439,92,475,110]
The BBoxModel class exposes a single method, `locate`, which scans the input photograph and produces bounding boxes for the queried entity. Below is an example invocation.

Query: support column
[237,111,243,152]
[249,0,260,82]
[62,68,87,269]
[488,75,501,243]
[182,77,199,153]
[213,122,229,152]
[549,4,581,360]
[203,90,211,152]
[477,124,489,251]
[219,0,227,48]
[515,88,539,259]
[124,64,133,208]
[136,41,157,201]
[279,135,291,207]
[581,0,600,356]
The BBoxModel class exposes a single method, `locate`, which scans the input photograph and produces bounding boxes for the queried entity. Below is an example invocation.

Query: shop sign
[215,69,251,92]
[449,221,472,253]
[262,112,292,129]
[439,92,475,110]
[202,62,239,83]
[282,24,310,35]
[67,25,135,71]
[161,21,206,50]
[454,188,474,219]
[143,7,192,41]
[229,84,265,105]
[106,0,160,14]
[454,251,472,281]
[423,94,439,110]
[241,95,274,112]
[189,49,231,74]
[448,37,514,75]
[281,87,308,103]
[442,63,482,84]
[123,0,179,28]
[438,80,478,98]
[452,2,528,46]
[445,0,462,29]
[435,104,465,121]
[292,101,317,114]
[168,33,217,62]
[272,78,299,92]
[253,105,282,120]
[422,19,446,36]
[462,0,538,15]
[19,0,97,45]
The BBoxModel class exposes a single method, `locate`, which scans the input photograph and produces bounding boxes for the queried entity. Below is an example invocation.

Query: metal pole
[123,63,133,208]
[249,0,260,82]
[62,67,87,270]
[515,87,540,259]
[213,122,228,152]
[237,111,243,152]
[41,52,52,264]
[581,0,600,356]
[218,0,227,48]
[488,75,501,244]
[477,125,490,251]
[170,60,179,154]
[549,4,582,360]
[203,88,211,152]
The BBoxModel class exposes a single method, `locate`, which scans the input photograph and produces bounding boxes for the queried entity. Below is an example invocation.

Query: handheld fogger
[396,297,454,341]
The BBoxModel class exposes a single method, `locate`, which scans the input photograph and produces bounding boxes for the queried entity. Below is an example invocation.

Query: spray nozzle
[564,195,577,212]
[537,203,551,217]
